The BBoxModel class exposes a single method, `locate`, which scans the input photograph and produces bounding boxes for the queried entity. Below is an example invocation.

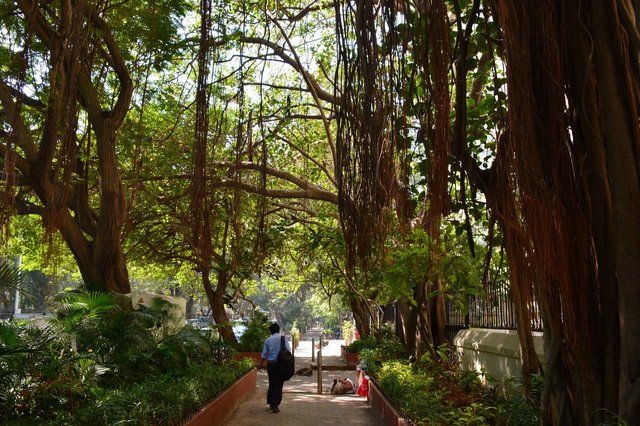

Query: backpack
[277,335,295,381]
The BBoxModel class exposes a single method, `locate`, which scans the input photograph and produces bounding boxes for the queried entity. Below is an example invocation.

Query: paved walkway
[223,333,380,425]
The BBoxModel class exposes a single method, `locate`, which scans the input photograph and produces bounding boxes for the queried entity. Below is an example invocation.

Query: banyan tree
[496,1,640,423]
[334,0,640,423]
[0,0,136,293]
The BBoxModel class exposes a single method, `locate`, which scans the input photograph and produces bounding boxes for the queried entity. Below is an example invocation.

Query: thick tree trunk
[201,269,238,347]
[411,279,447,356]
[585,3,640,418]
[348,294,371,338]
[496,1,640,423]
[91,125,130,294]
[396,297,417,354]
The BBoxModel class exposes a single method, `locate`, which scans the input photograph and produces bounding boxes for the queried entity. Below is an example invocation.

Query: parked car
[232,321,247,340]
[187,316,214,331]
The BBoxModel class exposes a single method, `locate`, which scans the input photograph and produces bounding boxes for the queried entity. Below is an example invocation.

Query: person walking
[259,322,291,413]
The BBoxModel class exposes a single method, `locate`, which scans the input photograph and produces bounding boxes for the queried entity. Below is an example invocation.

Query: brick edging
[367,378,410,426]
[183,368,257,426]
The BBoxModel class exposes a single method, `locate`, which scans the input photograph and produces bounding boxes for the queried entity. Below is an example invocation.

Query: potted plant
[344,336,377,366]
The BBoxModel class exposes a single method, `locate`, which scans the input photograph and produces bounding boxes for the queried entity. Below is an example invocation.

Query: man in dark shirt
[259,322,291,413]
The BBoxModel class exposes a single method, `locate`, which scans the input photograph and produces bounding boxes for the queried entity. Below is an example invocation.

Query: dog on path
[295,367,313,376]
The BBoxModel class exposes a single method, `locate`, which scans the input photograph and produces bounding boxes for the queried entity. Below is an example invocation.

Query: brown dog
[295,367,313,376]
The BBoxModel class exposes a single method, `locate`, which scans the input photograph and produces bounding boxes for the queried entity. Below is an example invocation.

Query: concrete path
[223,334,380,426]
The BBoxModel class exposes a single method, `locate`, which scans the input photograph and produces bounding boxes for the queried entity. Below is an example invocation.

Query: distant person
[259,322,291,413]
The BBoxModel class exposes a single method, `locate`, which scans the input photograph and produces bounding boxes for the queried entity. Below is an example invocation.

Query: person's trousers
[266,361,284,408]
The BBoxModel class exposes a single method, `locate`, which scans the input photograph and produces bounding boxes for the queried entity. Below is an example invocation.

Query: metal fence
[446,283,543,342]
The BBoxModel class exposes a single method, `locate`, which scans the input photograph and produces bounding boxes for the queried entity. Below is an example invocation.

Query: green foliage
[361,339,541,425]
[499,374,543,425]
[71,361,252,426]
[0,290,245,424]
[0,257,29,309]
[290,322,300,348]
[0,258,23,295]
[345,335,377,353]
[341,320,355,345]
[382,229,434,303]
[237,311,271,352]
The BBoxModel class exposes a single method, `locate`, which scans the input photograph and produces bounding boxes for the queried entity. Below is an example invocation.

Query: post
[317,333,323,394]
[13,256,21,317]
[311,338,315,362]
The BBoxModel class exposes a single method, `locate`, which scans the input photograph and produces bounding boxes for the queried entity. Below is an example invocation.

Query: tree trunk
[1,1,133,295]
[510,269,541,394]
[348,294,371,338]
[584,3,640,418]
[496,1,640,422]
[201,268,238,347]
[396,297,417,354]
[429,278,447,347]
[90,125,130,294]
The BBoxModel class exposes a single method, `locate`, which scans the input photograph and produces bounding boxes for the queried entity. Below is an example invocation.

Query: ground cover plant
[360,337,541,425]
[0,291,253,425]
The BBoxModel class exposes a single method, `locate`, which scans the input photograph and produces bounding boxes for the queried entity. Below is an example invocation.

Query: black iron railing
[446,285,543,337]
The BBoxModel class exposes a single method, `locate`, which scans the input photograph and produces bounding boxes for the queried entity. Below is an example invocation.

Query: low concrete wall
[454,328,545,386]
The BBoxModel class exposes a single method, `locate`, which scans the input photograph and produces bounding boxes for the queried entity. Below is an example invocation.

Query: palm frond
[0,258,29,303]
[52,291,119,332]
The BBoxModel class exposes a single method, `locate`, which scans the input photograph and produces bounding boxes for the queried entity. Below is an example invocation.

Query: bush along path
[356,337,542,426]
[0,291,254,425]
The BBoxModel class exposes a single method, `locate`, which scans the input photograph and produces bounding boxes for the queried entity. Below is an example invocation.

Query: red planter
[367,378,409,426]
[183,369,257,426]
[345,352,360,366]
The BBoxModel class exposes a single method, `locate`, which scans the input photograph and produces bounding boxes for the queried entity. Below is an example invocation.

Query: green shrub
[71,360,253,426]
[1,290,245,424]
[345,335,377,353]
[370,349,512,425]
[496,373,543,425]
[341,320,355,345]
[237,311,271,352]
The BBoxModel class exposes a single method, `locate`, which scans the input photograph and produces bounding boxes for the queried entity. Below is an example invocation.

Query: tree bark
[348,294,371,338]
[1,1,132,294]
[495,0,640,422]
[201,269,237,347]
[396,297,417,354]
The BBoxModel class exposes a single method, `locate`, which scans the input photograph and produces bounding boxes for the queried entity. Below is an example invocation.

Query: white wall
[454,328,545,388]
[130,292,187,329]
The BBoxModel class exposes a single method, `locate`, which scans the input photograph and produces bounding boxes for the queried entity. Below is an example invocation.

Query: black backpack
[277,335,295,381]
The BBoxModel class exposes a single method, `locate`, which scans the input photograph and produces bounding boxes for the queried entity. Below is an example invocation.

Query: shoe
[271,406,280,413]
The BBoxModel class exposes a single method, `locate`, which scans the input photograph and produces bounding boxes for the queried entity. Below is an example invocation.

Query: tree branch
[216,34,337,105]
[214,178,338,204]
[213,160,334,192]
